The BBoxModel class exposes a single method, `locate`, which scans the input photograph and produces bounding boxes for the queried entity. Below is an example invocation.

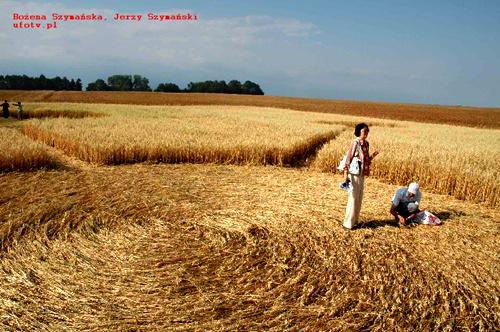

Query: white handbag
[337,142,361,175]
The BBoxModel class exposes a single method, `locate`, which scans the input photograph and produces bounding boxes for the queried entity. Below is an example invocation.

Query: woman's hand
[371,150,379,159]
[344,171,350,183]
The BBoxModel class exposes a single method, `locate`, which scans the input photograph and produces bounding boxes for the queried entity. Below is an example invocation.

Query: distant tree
[155,83,181,92]
[45,75,55,90]
[215,80,229,93]
[52,76,63,90]
[185,80,230,93]
[186,81,199,92]
[241,80,264,95]
[107,75,133,91]
[86,82,97,91]
[9,75,30,89]
[9,75,19,89]
[0,74,83,90]
[132,75,152,91]
[61,77,71,90]
[37,74,48,90]
[184,79,263,94]
[75,78,83,91]
[227,80,242,94]
[22,75,33,89]
[86,79,110,91]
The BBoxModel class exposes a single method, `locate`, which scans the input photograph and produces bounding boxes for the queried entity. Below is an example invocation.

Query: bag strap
[353,140,361,158]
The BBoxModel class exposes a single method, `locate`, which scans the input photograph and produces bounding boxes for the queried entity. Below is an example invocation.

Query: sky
[1,0,499,107]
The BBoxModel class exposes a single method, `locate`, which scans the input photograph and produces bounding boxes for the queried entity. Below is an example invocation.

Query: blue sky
[1,0,499,107]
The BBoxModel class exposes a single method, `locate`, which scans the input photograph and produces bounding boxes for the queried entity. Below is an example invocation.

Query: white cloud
[0,1,319,71]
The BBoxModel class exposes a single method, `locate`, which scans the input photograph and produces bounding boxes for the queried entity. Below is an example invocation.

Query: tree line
[88,75,264,95]
[0,74,82,91]
[0,74,264,95]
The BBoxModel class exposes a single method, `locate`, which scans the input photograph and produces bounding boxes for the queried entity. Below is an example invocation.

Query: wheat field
[1,164,498,331]
[0,126,58,171]
[13,102,500,208]
[21,103,346,166]
[1,90,499,128]
[0,97,499,330]
[313,124,500,207]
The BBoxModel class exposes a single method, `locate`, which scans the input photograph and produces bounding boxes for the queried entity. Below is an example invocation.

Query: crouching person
[390,182,421,226]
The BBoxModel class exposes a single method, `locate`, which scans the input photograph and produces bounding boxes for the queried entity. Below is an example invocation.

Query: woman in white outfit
[343,123,379,230]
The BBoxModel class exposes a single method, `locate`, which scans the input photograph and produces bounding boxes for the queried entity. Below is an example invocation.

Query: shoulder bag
[337,141,362,175]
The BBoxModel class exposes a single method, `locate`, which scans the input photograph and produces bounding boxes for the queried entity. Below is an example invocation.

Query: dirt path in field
[1,164,498,330]
[292,127,347,168]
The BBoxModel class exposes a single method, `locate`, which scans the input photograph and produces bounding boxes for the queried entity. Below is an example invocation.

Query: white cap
[408,182,420,194]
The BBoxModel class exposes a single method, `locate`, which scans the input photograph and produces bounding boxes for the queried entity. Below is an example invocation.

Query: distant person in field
[342,123,379,230]
[390,182,422,226]
[13,101,24,120]
[1,100,9,119]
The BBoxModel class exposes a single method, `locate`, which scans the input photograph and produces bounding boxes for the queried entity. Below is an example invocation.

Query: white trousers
[343,173,365,229]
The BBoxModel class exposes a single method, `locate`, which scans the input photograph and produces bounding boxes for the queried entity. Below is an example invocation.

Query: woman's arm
[343,140,358,182]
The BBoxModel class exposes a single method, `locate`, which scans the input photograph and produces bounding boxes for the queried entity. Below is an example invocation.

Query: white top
[392,187,421,206]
